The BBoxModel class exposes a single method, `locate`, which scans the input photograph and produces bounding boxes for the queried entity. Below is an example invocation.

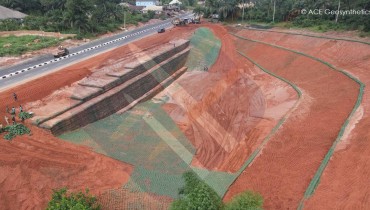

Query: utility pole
[272,0,276,23]
[124,11,126,29]
[242,0,245,23]
[335,0,341,23]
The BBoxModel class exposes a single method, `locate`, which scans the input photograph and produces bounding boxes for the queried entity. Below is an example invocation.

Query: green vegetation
[18,111,34,120]
[196,0,370,34]
[224,191,263,210]
[0,0,163,38]
[46,188,100,210]
[0,35,61,56]
[2,123,31,140]
[170,171,223,210]
[170,171,263,210]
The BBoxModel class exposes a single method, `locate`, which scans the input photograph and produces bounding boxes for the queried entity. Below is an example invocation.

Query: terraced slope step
[39,48,190,135]
[31,40,189,128]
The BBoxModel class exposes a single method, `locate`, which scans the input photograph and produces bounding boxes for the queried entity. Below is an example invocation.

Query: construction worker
[13,93,17,101]
[4,116,9,125]
[11,107,16,115]
[12,115,16,125]
[19,105,23,113]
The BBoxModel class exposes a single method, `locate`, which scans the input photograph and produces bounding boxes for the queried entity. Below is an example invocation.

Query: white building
[0,6,27,20]
[142,5,163,14]
[136,0,159,7]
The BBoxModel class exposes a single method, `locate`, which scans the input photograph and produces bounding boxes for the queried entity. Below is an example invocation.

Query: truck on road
[53,46,69,58]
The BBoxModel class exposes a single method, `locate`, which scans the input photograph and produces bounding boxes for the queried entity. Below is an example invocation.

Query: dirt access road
[0,25,197,209]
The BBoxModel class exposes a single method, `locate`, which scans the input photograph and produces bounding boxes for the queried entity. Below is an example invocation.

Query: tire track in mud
[225,33,360,209]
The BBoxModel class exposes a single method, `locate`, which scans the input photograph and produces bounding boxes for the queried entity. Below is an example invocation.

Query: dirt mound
[0,126,132,209]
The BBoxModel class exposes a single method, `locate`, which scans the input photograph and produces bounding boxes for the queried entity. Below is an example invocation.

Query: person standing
[19,105,23,113]
[13,93,18,101]
[12,115,16,125]
[11,107,16,115]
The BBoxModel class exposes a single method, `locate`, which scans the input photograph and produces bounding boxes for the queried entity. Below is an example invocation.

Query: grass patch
[0,35,62,56]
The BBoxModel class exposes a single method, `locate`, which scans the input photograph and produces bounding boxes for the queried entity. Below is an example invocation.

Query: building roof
[0,6,27,20]
[142,5,163,11]
[129,5,145,11]
[136,0,157,2]
[169,0,182,5]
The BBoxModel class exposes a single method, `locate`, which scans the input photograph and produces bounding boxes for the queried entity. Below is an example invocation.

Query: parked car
[158,28,166,33]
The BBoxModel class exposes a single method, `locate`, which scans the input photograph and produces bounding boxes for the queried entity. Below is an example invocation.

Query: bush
[170,171,264,210]
[0,19,22,31]
[224,191,263,210]
[18,112,34,120]
[170,171,223,210]
[46,188,100,210]
[3,124,31,140]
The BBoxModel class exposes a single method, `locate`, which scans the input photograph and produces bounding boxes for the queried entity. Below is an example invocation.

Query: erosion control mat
[185,28,221,71]
[60,101,234,203]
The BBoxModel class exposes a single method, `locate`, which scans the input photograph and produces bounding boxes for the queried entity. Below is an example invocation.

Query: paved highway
[0,14,192,90]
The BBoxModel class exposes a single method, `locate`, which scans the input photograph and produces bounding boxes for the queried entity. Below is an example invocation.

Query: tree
[170,171,223,210]
[224,191,264,210]
[46,188,101,210]
[193,5,205,15]
[65,0,93,33]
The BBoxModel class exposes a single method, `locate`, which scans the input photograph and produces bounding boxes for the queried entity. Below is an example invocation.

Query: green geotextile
[185,27,221,71]
[231,33,365,210]
[60,101,235,198]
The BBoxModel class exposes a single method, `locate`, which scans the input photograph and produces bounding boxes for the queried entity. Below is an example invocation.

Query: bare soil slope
[224,30,359,209]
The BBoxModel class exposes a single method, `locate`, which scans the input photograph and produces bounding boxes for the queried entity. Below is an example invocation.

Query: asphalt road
[0,14,192,90]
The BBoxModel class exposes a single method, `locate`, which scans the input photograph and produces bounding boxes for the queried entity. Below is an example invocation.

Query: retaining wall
[39,47,189,135]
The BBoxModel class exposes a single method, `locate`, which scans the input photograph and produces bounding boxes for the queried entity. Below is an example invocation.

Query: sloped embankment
[225,30,360,209]
[235,28,370,210]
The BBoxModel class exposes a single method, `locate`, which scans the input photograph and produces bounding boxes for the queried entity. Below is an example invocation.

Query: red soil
[0,25,197,209]
[0,125,133,209]
[224,32,359,209]
[160,24,297,172]
[98,189,173,210]
[234,29,370,209]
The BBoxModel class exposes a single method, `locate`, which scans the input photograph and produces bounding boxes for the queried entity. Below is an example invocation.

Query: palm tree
[218,0,240,21]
